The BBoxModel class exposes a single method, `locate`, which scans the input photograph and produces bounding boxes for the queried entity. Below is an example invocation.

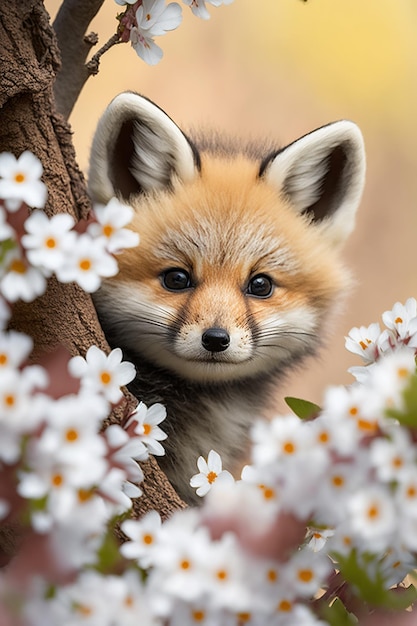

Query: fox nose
[201,328,230,353]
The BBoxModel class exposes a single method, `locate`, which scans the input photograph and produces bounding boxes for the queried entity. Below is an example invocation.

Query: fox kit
[88,92,366,504]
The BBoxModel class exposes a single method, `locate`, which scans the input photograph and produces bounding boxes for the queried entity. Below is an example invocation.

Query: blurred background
[46,0,417,410]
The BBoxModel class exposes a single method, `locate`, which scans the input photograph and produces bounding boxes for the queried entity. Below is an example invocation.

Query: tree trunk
[0,1,185,559]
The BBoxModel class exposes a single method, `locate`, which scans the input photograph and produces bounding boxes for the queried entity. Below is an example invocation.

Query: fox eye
[247,274,274,298]
[161,268,192,291]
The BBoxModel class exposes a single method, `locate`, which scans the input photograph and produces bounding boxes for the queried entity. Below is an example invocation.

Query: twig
[86,32,122,76]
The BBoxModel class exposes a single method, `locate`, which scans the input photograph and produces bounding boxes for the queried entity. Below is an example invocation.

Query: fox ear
[260,121,366,245]
[88,92,200,203]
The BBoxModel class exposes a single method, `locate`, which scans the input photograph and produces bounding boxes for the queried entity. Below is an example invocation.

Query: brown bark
[0,0,185,560]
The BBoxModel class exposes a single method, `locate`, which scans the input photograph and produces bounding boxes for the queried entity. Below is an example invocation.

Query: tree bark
[0,0,185,560]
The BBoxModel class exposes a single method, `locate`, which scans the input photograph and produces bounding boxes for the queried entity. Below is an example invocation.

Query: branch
[52,0,110,119]
[86,32,122,75]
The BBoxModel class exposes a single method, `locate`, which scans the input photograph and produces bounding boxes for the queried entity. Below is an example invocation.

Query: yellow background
[46,0,417,409]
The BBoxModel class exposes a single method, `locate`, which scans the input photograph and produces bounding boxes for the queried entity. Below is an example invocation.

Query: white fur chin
[147,351,257,383]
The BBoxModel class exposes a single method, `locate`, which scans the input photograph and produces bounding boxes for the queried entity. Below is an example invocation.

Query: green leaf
[94,529,123,574]
[284,396,321,420]
[321,598,358,626]
[386,369,417,428]
[336,550,417,610]
[0,238,16,264]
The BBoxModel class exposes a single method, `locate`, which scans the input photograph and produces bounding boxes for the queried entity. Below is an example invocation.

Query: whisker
[256,330,318,342]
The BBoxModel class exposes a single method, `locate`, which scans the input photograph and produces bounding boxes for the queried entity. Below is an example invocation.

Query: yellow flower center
[267,568,278,582]
[51,473,64,488]
[282,441,295,454]
[397,367,409,379]
[357,418,378,433]
[407,486,417,499]
[77,604,93,617]
[332,475,345,488]
[100,371,111,385]
[124,595,134,608]
[367,504,380,519]
[318,431,329,444]
[262,486,275,500]
[392,456,403,469]
[298,568,314,583]
[79,258,91,271]
[278,599,293,613]
[14,172,25,184]
[78,488,94,503]
[192,610,205,622]
[45,237,56,249]
[10,259,26,274]
[207,470,217,484]
[65,428,79,442]
[4,394,15,407]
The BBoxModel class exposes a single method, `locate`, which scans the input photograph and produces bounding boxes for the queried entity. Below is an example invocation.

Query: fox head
[89,92,365,384]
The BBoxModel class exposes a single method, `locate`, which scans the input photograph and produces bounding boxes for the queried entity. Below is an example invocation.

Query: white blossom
[345,322,382,363]
[284,549,332,598]
[0,206,15,240]
[0,248,47,302]
[370,426,415,482]
[55,232,118,292]
[22,210,76,272]
[190,449,234,497]
[126,401,168,456]
[68,345,136,404]
[382,297,417,342]
[0,151,47,211]
[89,198,139,254]
[347,485,397,552]
[0,330,33,369]
[183,0,234,21]
[131,0,182,65]
[120,510,162,568]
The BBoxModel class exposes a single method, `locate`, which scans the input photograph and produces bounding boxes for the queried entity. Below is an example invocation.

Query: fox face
[94,155,356,384]
[88,92,366,502]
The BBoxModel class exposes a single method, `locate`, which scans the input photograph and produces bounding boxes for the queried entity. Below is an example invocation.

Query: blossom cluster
[0,151,139,302]
[115,0,234,64]
[345,296,417,379]
[157,298,417,623]
[121,507,331,625]
[0,327,168,623]
[0,149,167,624]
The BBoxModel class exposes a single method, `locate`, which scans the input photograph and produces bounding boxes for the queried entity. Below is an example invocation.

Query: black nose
[201,328,230,353]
